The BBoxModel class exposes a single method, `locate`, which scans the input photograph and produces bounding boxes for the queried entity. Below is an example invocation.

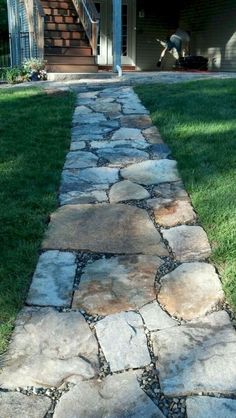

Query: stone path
[1,85,236,418]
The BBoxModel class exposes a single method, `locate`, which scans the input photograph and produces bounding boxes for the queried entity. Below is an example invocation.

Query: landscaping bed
[136,78,236,311]
[0,87,75,353]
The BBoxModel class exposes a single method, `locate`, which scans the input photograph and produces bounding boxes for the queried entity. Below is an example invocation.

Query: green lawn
[0,87,75,353]
[136,79,236,311]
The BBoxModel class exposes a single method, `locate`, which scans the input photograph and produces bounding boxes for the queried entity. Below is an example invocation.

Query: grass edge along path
[136,79,236,312]
[0,87,75,353]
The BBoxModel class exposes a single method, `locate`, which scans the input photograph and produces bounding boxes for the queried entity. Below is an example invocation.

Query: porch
[6,0,236,73]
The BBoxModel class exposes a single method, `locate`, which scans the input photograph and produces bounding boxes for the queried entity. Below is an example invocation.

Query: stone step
[43,7,77,16]
[46,63,98,73]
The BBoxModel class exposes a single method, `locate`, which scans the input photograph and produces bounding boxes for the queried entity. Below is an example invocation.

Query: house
[6,0,236,73]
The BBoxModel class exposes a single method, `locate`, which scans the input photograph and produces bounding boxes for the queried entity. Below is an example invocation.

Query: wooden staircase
[41,0,98,73]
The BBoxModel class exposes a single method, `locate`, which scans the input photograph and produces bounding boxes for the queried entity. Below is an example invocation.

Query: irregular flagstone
[60,189,108,205]
[95,311,151,371]
[26,250,76,307]
[120,115,153,129]
[53,371,165,418]
[0,307,99,388]
[122,102,149,115]
[70,141,86,151]
[121,159,180,186]
[72,133,104,142]
[90,138,149,150]
[0,392,52,418]
[71,121,118,137]
[72,255,163,315]
[73,112,107,125]
[64,151,98,169]
[142,127,164,144]
[109,180,150,203]
[42,204,168,256]
[61,168,119,193]
[78,166,119,184]
[148,144,171,159]
[139,301,177,331]
[162,225,211,261]
[74,105,92,114]
[60,170,110,193]
[153,181,189,200]
[186,396,236,418]
[96,147,149,167]
[152,311,236,396]
[78,91,99,99]
[111,127,145,141]
[158,262,224,320]
[89,100,121,113]
[147,198,196,227]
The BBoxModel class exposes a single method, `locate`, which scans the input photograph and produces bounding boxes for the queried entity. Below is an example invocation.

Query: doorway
[94,0,136,66]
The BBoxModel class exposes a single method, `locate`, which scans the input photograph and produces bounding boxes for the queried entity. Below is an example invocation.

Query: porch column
[112,0,122,72]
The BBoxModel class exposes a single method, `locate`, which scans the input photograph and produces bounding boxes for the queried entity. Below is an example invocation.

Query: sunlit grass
[0,87,75,352]
[136,79,236,311]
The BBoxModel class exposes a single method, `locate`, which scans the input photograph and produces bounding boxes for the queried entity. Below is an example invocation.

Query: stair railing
[72,0,100,56]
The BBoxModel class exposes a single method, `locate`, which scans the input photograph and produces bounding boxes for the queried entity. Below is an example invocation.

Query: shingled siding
[135,1,180,70]
[179,0,236,71]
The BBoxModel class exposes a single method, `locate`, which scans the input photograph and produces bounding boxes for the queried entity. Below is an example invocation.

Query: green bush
[3,66,27,84]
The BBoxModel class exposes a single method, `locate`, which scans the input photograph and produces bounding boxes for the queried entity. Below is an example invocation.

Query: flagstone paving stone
[121,159,181,185]
[60,189,108,205]
[153,181,189,200]
[0,307,99,388]
[0,392,52,418]
[95,311,151,371]
[111,127,145,141]
[70,140,86,150]
[186,396,236,418]
[152,311,236,396]
[162,225,212,261]
[26,250,76,307]
[147,198,196,227]
[158,262,224,320]
[142,126,164,144]
[72,255,163,315]
[89,100,121,113]
[53,371,165,418]
[73,112,108,125]
[60,170,110,193]
[90,138,149,149]
[96,147,149,166]
[139,301,178,331]
[109,180,150,203]
[120,115,153,129]
[148,144,172,159]
[42,204,168,255]
[64,151,98,169]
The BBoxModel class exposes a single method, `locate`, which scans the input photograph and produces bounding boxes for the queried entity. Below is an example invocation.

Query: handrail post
[113,0,122,72]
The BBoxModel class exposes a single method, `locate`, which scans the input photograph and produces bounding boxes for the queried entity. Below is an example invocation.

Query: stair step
[45,46,92,56]
[44,30,86,39]
[45,55,96,65]
[44,8,77,16]
[45,15,77,23]
[45,22,80,31]
[45,38,89,47]
[41,1,74,9]
[46,63,98,73]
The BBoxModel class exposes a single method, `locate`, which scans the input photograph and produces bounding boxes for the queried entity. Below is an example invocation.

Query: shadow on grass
[0,87,75,352]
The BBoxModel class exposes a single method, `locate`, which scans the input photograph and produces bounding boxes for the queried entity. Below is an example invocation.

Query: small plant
[4,67,27,84]
[23,58,47,81]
